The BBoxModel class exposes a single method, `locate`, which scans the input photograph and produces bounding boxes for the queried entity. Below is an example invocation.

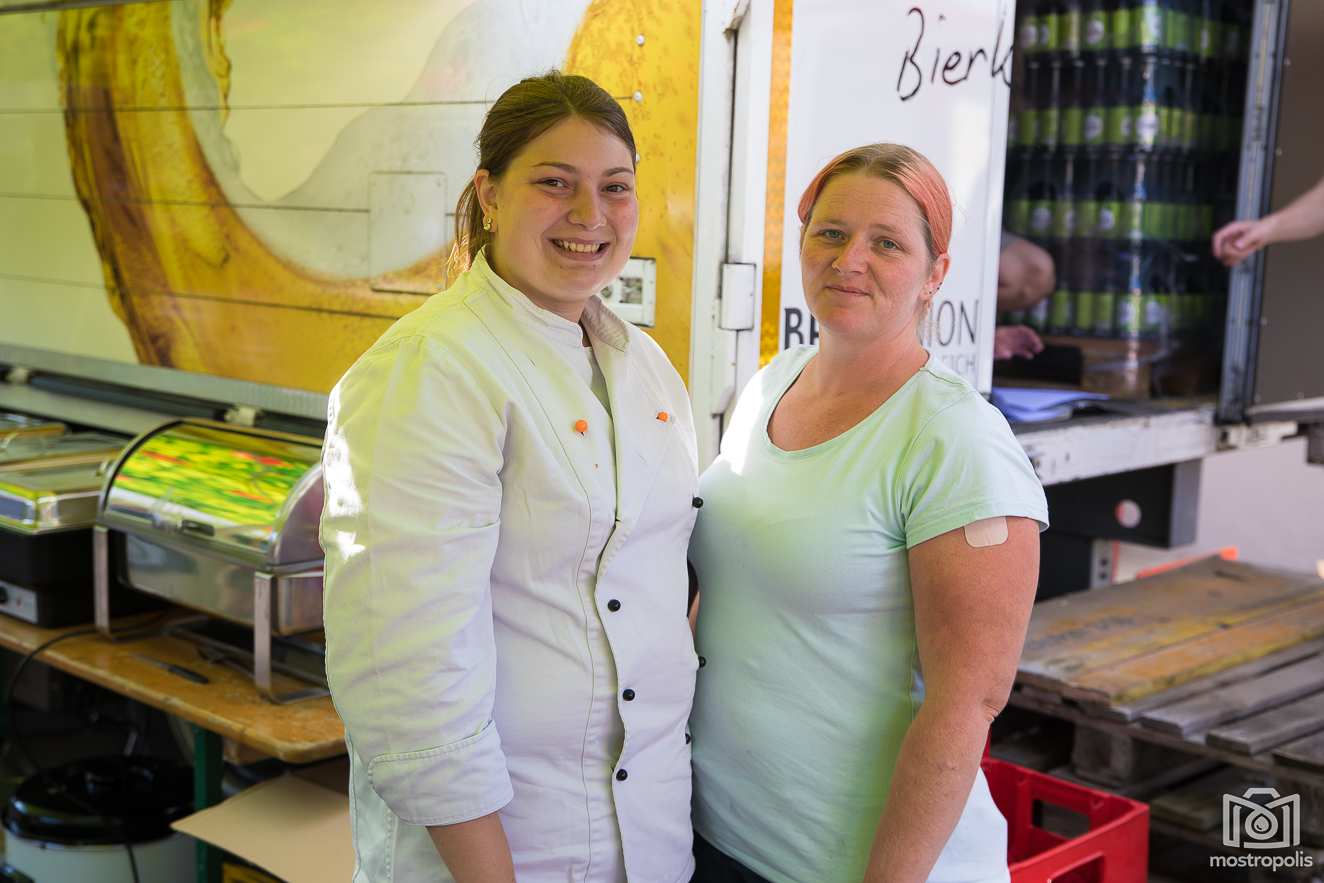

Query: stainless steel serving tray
[0,460,109,535]
[114,531,324,633]
[98,419,323,571]
[94,419,326,702]
[0,432,126,472]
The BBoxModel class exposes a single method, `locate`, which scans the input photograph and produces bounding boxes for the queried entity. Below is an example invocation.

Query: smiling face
[800,172,949,345]
[475,116,638,320]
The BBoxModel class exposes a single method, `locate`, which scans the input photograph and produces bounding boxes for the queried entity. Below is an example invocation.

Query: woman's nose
[831,236,869,273]
[569,189,605,229]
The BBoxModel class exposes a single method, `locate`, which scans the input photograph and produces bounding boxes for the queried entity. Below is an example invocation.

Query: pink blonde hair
[796,144,952,261]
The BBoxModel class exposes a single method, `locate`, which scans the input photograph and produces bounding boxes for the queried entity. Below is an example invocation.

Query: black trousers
[691,834,773,883]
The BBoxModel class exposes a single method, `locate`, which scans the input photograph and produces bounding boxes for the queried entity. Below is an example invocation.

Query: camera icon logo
[1223,787,1300,850]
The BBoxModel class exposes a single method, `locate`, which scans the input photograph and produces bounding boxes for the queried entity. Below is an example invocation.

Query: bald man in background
[995,234,1055,361]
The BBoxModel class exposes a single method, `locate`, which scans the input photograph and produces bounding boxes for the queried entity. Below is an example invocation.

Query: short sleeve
[897,392,1049,550]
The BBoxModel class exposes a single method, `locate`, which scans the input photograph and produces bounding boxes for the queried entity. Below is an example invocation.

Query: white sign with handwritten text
[775,0,1015,392]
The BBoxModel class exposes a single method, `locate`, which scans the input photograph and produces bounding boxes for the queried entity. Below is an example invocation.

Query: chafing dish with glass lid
[0,431,138,626]
[95,419,325,702]
[0,431,126,472]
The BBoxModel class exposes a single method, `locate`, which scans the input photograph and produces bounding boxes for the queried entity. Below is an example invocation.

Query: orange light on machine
[656,411,669,423]
[574,419,589,435]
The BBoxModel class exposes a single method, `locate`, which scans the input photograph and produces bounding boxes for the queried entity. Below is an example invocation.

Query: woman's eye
[538,178,568,189]
[604,182,632,194]
[878,239,899,250]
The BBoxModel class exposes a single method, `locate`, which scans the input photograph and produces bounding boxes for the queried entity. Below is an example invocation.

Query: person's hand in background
[994,325,1044,361]
[1212,216,1276,267]
[1212,173,1324,267]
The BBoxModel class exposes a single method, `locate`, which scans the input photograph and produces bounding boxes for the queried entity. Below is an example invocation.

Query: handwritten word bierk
[897,6,1013,102]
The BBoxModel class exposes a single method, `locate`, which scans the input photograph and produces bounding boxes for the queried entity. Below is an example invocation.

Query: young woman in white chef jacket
[321,72,701,883]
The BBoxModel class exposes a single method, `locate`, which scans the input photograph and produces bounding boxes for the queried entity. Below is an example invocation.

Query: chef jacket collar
[471,249,630,353]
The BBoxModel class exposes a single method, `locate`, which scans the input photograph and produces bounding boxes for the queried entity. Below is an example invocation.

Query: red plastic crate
[983,758,1149,883]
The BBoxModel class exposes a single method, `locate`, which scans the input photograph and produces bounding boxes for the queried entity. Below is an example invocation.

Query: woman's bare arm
[862,517,1040,883]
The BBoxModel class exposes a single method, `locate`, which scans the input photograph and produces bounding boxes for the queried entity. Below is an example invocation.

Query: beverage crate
[984,757,1149,883]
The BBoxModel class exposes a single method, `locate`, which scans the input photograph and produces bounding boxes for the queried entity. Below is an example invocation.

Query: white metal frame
[1016,407,1222,487]
[687,0,773,466]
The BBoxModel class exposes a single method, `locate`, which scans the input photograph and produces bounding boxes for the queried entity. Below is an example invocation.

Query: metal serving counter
[0,432,132,626]
[94,419,325,703]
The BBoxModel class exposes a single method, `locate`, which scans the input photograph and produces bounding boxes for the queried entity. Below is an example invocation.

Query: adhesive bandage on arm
[963,517,1009,548]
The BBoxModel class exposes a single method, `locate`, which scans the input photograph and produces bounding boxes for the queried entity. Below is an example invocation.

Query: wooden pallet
[1021,558,1324,706]
[1016,559,1324,777]
[1100,639,1324,724]
[1278,732,1324,771]
[1150,767,1266,833]
[1139,654,1324,737]
[1206,693,1324,756]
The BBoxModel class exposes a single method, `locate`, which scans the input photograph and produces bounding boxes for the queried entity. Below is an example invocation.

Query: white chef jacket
[321,251,700,883]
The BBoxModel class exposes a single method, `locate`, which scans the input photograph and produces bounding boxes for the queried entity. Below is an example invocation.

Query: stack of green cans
[1003,0,1246,345]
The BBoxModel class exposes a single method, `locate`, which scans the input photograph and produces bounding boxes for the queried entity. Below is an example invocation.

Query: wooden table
[0,610,345,882]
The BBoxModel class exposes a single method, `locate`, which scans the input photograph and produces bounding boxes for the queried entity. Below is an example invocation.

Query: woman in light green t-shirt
[689,145,1049,883]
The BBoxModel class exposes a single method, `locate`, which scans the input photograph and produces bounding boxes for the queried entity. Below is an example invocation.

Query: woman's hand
[863,517,1040,883]
[1212,217,1276,267]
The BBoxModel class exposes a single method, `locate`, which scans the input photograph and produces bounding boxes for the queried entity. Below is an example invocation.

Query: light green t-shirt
[689,345,1049,883]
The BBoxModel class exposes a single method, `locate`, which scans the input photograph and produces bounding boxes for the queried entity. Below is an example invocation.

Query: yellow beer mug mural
[33,0,699,393]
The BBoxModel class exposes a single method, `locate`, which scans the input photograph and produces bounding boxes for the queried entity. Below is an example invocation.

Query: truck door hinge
[1218,421,1298,451]
[718,262,757,331]
[709,263,758,418]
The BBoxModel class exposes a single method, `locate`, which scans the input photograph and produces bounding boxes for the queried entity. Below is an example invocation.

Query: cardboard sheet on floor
[172,762,353,883]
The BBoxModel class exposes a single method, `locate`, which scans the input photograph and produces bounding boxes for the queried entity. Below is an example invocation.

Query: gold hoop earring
[482,215,493,233]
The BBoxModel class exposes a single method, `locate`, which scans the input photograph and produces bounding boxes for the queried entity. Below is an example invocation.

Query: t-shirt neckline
[761,347,931,459]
